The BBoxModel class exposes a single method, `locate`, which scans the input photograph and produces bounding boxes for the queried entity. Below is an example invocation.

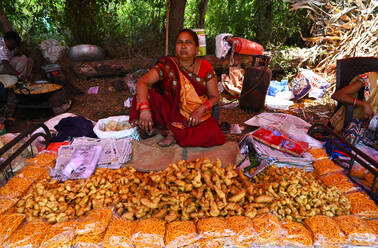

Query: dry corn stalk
[285,0,378,83]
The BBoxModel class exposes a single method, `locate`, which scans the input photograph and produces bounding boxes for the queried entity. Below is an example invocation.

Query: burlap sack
[126,134,243,172]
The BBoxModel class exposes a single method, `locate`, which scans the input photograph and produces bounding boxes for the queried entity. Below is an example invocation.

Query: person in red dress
[129,29,225,147]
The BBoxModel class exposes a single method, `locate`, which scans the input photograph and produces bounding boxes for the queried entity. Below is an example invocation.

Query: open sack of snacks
[93,115,140,140]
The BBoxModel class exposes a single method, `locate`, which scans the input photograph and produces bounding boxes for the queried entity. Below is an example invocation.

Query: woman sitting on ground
[330,71,377,148]
[129,29,226,147]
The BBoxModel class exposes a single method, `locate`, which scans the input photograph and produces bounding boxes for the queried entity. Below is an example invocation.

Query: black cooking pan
[14,83,63,102]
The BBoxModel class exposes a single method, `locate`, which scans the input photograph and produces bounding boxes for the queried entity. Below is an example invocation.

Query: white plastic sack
[39,39,66,63]
[93,115,140,140]
[215,33,232,59]
[292,69,329,100]
[264,95,293,110]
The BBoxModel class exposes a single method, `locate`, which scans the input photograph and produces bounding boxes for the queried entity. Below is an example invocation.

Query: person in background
[330,71,377,148]
[0,31,33,81]
[129,29,225,147]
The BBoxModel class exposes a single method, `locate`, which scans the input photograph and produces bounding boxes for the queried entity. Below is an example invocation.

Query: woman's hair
[4,31,21,44]
[176,29,199,47]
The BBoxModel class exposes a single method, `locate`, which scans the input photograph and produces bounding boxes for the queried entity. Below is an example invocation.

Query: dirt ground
[5,72,334,144]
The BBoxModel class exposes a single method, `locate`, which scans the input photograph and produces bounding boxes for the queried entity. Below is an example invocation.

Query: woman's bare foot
[158,134,176,147]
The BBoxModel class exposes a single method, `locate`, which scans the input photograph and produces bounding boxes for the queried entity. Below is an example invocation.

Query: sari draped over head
[129,56,226,147]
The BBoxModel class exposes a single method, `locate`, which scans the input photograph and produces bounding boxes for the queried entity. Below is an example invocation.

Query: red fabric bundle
[229,37,264,55]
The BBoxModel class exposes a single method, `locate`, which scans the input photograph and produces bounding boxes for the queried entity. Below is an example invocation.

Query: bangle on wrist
[137,101,150,110]
[203,101,212,112]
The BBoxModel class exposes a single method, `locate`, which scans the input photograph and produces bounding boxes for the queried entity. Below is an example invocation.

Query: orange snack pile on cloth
[25,152,57,168]
[225,216,257,246]
[252,213,281,246]
[345,191,378,219]
[74,208,112,248]
[312,159,343,178]
[280,220,313,247]
[3,219,51,248]
[102,216,137,248]
[304,215,346,247]
[308,148,328,160]
[334,215,376,246]
[320,172,358,194]
[0,177,33,199]
[132,218,166,248]
[0,213,25,245]
[16,165,51,181]
[40,220,78,248]
[165,220,197,248]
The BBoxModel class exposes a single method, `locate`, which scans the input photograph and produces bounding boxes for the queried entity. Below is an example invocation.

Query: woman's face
[175,32,198,60]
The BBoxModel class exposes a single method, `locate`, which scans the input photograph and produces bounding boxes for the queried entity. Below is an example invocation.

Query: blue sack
[267,80,289,96]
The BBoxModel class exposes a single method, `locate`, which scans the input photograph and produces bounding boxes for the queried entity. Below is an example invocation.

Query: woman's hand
[362,102,374,120]
[139,109,154,133]
[189,105,206,127]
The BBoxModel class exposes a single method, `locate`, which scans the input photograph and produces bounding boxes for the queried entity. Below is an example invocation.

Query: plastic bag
[251,127,309,157]
[320,172,359,194]
[16,165,51,181]
[0,197,18,215]
[0,213,25,245]
[93,115,140,140]
[74,209,112,248]
[165,220,198,248]
[345,191,378,219]
[25,151,57,168]
[39,39,66,63]
[40,220,78,248]
[132,218,165,248]
[102,216,136,248]
[51,144,102,181]
[312,159,343,178]
[267,80,289,97]
[334,215,376,246]
[280,220,313,247]
[4,219,51,248]
[292,69,329,100]
[304,215,346,247]
[308,148,328,160]
[252,213,281,246]
[225,216,257,246]
[215,33,232,59]
[0,176,33,200]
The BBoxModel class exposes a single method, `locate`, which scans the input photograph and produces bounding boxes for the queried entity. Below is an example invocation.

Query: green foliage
[1,0,312,58]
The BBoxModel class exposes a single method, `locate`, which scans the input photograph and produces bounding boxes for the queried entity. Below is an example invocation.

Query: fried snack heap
[13,158,354,224]
[334,215,376,246]
[312,159,343,178]
[0,213,25,245]
[165,220,197,248]
[3,219,51,248]
[16,165,51,181]
[102,215,137,248]
[40,220,78,248]
[280,220,313,247]
[304,215,346,247]
[0,197,18,215]
[254,165,351,221]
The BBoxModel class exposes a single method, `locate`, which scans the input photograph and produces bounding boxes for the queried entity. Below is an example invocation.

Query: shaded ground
[6,73,334,144]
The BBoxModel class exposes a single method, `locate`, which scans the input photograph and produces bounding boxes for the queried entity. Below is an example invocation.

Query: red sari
[129,56,226,147]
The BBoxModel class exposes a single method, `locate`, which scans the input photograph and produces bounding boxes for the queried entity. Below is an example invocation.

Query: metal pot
[68,44,105,62]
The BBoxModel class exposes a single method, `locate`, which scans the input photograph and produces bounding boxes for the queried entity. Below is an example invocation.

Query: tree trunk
[0,6,12,32]
[168,0,187,55]
[255,0,273,44]
[197,0,209,28]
